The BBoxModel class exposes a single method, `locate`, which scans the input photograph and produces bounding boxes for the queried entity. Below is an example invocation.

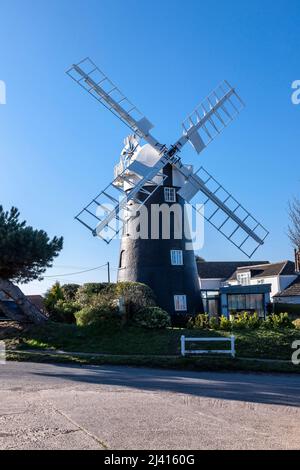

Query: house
[226,261,297,298]
[197,260,270,317]
[273,276,300,304]
[197,258,300,318]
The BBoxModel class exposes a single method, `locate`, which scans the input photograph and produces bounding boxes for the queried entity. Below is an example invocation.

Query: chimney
[295,248,300,273]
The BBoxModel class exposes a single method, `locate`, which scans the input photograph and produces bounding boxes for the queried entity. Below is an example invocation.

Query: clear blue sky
[1,0,299,294]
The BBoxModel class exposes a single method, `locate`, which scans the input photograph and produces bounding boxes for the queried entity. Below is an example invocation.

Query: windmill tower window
[164,187,176,203]
[174,295,187,311]
[170,250,183,266]
[119,250,125,268]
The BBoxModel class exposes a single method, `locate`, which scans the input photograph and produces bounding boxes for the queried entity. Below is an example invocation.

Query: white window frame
[237,272,250,286]
[164,187,176,203]
[174,294,187,312]
[170,250,183,266]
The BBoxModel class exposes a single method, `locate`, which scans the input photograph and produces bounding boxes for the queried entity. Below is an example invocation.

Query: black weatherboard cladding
[117,173,203,318]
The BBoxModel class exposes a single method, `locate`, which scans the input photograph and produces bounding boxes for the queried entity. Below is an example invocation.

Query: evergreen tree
[0,206,63,323]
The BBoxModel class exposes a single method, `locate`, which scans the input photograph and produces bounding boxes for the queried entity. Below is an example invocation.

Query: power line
[43,263,109,278]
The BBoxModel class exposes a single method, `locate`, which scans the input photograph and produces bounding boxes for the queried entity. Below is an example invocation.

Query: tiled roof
[197,261,269,280]
[229,260,295,280]
[26,295,45,313]
[274,275,300,297]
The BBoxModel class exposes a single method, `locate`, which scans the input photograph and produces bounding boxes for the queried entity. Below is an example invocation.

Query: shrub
[246,312,261,329]
[61,284,80,302]
[50,300,80,324]
[76,283,116,307]
[188,313,210,329]
[133,306,171,329]
[75,282,156,325]
[209,316,219,330]
[115,282,156,316]
[293,318,300,329]
[231,312,261,330]
[75,303,120,329]
[264,312,295,329]
[187,314,219,330]
[219,315,232,331]
[44,281,64,313]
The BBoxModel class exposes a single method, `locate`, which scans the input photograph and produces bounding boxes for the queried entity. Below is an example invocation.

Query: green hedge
[133,306,171,329]
[188,312,295,331]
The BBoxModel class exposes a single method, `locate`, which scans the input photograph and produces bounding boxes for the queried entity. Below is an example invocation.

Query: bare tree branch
[288,197,300,249]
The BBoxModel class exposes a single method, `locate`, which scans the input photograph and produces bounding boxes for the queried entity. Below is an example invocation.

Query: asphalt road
[0,362,300,450]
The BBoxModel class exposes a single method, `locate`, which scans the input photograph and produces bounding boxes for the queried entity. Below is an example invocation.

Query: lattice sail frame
[175,163,269,258]
[66,57,163,150]
[75,153,170,243]
[180,81,245,154]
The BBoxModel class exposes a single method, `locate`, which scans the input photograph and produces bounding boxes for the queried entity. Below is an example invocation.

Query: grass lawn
[2,321,299,361]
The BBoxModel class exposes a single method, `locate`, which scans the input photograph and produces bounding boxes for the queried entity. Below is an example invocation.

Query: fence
[180,335,235,358]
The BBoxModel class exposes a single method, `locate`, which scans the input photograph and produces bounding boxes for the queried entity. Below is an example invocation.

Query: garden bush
[45,280,157,325]
[49,299,80,324]
[44,281,64,313]
[231,312,261,330]
[115,282,156,316]
[61,284,80,302]
[187,313,210,329]
[209,316,219,330]
[219,315,232,331]
[75,303,120,329]
[187,312,294,332]
[133,306,171,329]
[187,314,219,330]
[75,281,156,320]
[264,312,294,329]
[44,282,82,323]
[293,318,300,329]
[75,283,116,307]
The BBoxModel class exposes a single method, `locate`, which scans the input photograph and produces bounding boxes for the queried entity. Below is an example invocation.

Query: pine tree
[0,206,63,323]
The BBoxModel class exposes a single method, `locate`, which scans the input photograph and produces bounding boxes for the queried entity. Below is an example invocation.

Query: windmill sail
[176,165,268,258]
[177,81,244,154]
[75,153,171,242]
[66,58,164,152]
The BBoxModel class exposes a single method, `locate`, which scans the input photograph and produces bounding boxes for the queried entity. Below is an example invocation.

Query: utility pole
[107,261,111,283]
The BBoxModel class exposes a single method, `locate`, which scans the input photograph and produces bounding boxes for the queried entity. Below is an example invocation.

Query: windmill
[66,57,268,319]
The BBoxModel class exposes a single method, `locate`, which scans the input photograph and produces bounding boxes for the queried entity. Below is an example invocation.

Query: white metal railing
[180,335,235,358]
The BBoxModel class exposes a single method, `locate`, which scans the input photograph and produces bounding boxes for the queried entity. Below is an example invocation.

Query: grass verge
[2,321,300,373]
